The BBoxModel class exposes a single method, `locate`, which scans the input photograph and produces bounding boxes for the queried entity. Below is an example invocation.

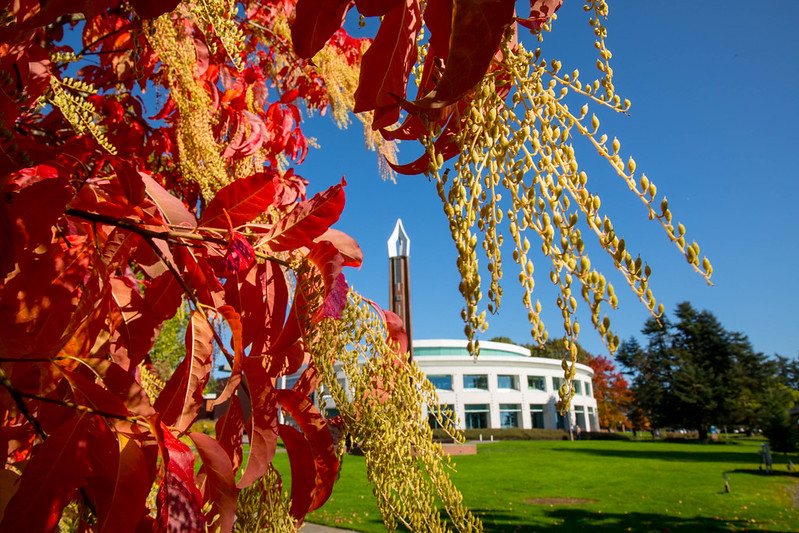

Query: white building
[414,339,599,432]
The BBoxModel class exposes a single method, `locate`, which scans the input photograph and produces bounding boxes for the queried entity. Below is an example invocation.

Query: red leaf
[86,429,152,533]
[157,428,204,533]
[0,239,92,360]
[352,0,422,127]
[0,469,21,523]
[277,424,315,521]
[250,261,290,355]
[173,247,225,308]
[129,0,181,19]
[212,305,243,406]
[215,396,245,471]
[213,233,256,278]
[141,172,197,228]
[153,310,214,432]
[307,241,349,322]
[291,363,320,400]
[143,271,183,324]
[365,299,408,355]
[0,414,92,532]
[382,309,409,355]
[61,368,131,419]
[89,359,156,418]
[189,433,238,533]
[355,0,403,16]
[403,0,515,111]
[292,0,354,59]
[388,105,466,174]
[109,276,160,370]
[517,0,563,33]
[2,170,71,255]
[314,228,363,267]
[237,359,278,489]
[276,389,338,511]
[0,1,115,44]
[260,179,346,252]
[425,0,453,59]
[201,171,279,229]
[224,261,288,350]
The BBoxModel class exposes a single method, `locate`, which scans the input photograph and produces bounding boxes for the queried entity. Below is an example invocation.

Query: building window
[585,381,593,397]
[573,380,582,395]
[556,410,567,430]
[427,375,453,391]
[529,404,545,429]
[575,406,586,430]
[464,404,489,429]
[588,406,598,430]
[552,376,564,393]
[497,374,519,390]
[463,374,488,390]
[499,404,521,428]
[527,376,546,391]
[428,404,455,429]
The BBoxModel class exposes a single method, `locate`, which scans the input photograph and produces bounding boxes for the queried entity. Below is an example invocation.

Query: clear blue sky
[298,1,799,359]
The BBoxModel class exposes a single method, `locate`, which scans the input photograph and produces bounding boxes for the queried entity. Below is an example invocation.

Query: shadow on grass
[469,507,762,532]
[548,446,762,464]
[728,468,799,479]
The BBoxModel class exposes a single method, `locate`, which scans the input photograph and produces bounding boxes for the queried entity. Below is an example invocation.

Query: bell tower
[387,219,413,360]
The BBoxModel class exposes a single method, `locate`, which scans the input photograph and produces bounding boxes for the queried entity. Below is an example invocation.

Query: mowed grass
[271,438,799,532]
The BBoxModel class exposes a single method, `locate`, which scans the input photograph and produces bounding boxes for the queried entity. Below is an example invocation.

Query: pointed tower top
[387,219,410,258]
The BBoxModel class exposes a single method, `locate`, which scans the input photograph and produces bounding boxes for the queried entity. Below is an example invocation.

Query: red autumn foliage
[0,0,562,530]
[586,354,633,431]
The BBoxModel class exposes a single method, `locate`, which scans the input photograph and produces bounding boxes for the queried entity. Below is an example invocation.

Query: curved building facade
[414,339,598,432]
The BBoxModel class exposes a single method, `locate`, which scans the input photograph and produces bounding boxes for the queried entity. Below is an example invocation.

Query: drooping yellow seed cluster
[147,14,230,198]
[313,40,398,181]
[137,363,165,403]
[313,290,481,532]
[189,0,246,71]
[234,467,295,532]
[421,1,712,412]
[47,76,117,154]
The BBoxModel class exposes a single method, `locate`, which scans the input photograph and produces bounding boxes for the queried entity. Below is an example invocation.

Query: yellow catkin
[312,40,398,181]
[147,15,229,198]
[312,290,481,532]
[419,2,711,411]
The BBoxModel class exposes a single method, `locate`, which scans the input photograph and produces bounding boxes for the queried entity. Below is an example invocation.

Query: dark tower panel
[388,219,413,360]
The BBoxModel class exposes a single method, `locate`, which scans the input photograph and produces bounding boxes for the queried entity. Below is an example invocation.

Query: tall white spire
[387,218,410,258]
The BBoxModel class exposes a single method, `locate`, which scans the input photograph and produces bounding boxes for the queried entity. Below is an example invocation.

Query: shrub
[189,419,216,437]
[431,428,567,441]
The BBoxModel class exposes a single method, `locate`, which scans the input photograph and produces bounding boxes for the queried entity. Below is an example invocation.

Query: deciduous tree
[585,354,630,431]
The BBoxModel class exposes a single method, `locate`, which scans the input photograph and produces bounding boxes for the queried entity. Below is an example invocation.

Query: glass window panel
[556,411,566,430]
[497,375,519,390]
[529,404,545,429]
[527,376,546,391]
[499,404,521,428]
[427,374,453,391]
[464,404,489,429]
[575,406,586,430]
[585,381,593,397]
[463,374,488,390]
[573,380,582,394]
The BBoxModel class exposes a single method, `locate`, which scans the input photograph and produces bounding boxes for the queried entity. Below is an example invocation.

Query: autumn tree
[585,353,630,431]
[1,0,714,531]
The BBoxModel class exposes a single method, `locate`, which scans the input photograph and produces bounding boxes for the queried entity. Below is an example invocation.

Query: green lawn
[271,438,799,532]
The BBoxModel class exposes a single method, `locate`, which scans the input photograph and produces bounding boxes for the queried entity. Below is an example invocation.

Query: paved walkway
[302,523,359,533]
